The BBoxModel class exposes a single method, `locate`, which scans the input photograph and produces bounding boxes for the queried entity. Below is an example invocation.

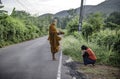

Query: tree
[0,0,4,8]
[66,16,79,34]
[105,12,120,30]
[105,12,120,25]
[67,9,77,18]
[82,22,93,40]
[86,12,104,32]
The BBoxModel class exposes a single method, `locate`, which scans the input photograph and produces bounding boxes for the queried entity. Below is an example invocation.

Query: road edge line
[57,50,62,79]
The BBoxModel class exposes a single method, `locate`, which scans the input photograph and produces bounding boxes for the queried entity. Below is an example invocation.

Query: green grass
[62,32,120,66]
[62,35,82,61]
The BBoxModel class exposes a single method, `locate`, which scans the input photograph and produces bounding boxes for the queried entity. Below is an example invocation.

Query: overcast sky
[1,0,105,15]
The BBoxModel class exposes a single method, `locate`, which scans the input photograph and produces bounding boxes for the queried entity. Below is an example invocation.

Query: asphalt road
[0,36,71,79]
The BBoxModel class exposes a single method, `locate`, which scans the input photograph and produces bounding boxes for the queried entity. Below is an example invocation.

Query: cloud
[1,0,105,15]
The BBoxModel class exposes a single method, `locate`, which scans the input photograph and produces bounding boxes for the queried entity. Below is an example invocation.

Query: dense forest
[0,7,52,47]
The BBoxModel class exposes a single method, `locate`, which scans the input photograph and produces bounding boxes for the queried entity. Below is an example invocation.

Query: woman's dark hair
[81,45,88,50]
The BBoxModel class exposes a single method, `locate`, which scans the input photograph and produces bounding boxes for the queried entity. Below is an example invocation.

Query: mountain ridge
[40,0,120,18]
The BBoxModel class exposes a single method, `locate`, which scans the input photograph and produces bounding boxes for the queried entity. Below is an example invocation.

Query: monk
[48,19,63,60]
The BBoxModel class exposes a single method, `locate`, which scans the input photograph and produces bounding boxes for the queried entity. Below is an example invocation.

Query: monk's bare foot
[52,58,56,61]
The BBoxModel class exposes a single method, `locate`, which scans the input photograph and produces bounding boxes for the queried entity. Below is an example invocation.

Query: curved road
[0,36,71,79]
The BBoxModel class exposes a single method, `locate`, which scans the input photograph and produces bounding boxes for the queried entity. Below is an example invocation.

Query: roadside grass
[62,35,82,61]
[62,32,120,66]
[62,31,120,79]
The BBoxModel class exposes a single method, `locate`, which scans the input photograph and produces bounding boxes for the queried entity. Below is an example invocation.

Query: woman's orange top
[86,48,97,60]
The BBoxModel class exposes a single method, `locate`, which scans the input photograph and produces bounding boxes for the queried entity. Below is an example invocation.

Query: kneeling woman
[81,45,97,66]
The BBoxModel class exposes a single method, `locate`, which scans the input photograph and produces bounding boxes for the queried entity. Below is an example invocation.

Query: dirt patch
[79,64,120,79]
[64,61,120,79]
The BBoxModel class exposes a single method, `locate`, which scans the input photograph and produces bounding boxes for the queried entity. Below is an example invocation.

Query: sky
[1,0,105,15]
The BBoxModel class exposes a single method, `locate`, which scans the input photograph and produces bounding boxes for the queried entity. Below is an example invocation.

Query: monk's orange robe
[48,23,61,53]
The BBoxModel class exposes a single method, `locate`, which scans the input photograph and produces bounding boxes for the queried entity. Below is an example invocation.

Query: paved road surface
[0,36,71,79]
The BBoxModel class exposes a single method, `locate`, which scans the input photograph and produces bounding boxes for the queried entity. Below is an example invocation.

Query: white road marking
[57,50,62,79]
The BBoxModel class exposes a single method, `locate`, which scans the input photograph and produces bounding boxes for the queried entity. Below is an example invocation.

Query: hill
[53,0,120,18]
[84,0,120,16]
